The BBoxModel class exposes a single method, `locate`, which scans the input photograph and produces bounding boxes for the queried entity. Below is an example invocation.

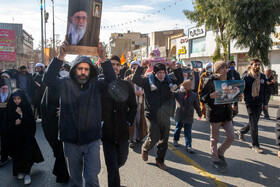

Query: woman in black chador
[6,89,44,185]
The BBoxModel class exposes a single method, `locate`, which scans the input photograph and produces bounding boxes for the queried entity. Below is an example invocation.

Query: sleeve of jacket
[200,79,213,104]
[43,57,64,88]
[276,106,280,146]
[194,94,202,117]
[126,82,138,125]
[172,68,184,85]
[263,74,268,106]
[98,60,116,94]
[132,66,146,88]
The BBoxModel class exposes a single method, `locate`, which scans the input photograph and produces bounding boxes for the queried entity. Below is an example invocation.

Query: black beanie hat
[153,63,166,74]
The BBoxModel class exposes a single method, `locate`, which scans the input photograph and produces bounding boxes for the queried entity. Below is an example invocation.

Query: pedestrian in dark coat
[101,55,137,187]
[173,79,202,153]
[201,61,235,173]
[6,89,44,185]
[276,106,280,158]
[132,62,183,171]
[0,79,11,166]
[16,66,35,104]
[237,59,268,154]
[43,41,116,187]
[32,63,46,119]
[40,65,70,183]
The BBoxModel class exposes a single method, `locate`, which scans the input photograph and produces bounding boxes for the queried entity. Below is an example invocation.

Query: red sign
[0,29,16,62]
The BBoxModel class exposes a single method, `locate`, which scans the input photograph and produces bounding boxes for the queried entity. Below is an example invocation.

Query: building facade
[175,25,280,82]
[0,23,34,70]
[109,31,149,61]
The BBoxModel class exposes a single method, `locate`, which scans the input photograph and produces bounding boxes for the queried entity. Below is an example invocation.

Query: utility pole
[51,0,55,57]
[40,0,44,64]
[44,0,47,63]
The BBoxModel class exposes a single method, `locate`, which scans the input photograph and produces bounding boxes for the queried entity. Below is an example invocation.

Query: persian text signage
[180,38,188,44]
[178,46,187,55]
[188,26,206,40]
[0,29,16,62]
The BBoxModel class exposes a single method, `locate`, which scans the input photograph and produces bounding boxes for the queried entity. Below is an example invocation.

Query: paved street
[0,103,279,187]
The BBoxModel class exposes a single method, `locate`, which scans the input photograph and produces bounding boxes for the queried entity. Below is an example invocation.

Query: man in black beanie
[132,62,183,171]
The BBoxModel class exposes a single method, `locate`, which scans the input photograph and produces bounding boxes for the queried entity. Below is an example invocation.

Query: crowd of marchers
[0,42,280,187]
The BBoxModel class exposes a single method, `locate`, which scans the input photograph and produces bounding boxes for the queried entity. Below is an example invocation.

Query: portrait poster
[66,0,102,55]
[191,61,203,69]
[214,80,245,105]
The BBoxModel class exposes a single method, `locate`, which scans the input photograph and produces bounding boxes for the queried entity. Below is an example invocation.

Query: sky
[0,0,195,49]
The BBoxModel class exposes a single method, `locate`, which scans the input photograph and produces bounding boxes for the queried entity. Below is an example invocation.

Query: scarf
[248,69,261,98]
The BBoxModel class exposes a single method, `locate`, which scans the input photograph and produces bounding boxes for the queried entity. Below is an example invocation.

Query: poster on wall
[0,29,16,62]
[214,80,245,105]
[66,0,102,55]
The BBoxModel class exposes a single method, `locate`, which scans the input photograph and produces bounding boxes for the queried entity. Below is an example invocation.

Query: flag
[178,54,183,65]
[134,54,138,61]
[120,53,126,65]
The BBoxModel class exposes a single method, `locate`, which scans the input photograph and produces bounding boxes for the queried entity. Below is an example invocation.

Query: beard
[73,22,87,37]
[0,92,8,102]
[74,73,89,85]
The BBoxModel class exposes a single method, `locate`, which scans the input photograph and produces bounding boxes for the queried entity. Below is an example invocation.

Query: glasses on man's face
[74,16,87,20]
[1,88,8,91]
[21,71,27,73]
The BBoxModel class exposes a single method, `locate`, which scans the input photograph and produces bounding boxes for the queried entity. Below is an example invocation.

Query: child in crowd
[6,89,44,185]
[173,80,202,153]
[143,49,177,91]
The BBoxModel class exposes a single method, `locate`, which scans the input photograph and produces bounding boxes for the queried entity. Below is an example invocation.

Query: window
[191,37,206,53]
[132,41,135,45]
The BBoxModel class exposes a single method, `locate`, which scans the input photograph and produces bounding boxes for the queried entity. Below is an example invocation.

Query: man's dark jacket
[227,69,241,81]
[43,57,116,145]
[16,71,34,98]
[200,74,232,123]
[101,78,137,143]
[242,73,267,106]
[132,67,183,122]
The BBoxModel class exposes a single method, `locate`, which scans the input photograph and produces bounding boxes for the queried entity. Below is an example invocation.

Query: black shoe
[0,159,8,166]
[237,130,245,141]
[218,155,227,167]
[264,116,271,120]
[213,161,226,173]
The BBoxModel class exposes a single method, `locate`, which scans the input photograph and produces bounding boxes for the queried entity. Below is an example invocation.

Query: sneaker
[18,173,24,180]
[173,140,178,146]
[0,159,8,166]
[186,147,194,154]
[169,83,178,92]
[129,142,135,148]
[218,155,227,167]
[150,84,157,91]
[156,161,168,171]
[237,130,245,141]
[141,149,148,161]
[252,146,263,154]
[212,161,226,173]
[24,175,31,185]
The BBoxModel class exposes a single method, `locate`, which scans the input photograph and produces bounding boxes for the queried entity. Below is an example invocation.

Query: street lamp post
[51,0,55,57]
[40,0,44,64]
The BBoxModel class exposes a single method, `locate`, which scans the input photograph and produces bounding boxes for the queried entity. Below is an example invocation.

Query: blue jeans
[102,140,129,187]
[64,140,101,187]
[173,122,192,148]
